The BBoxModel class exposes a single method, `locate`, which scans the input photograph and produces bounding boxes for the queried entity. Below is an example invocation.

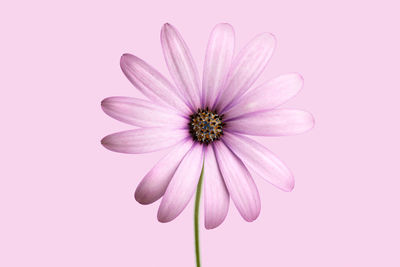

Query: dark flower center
[189,108,224,144]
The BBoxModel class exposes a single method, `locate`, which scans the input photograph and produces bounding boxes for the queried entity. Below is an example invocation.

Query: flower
[101,23,314,229]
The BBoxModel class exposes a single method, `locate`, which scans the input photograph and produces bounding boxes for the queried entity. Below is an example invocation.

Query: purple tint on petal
[202,23,235,109]
[224,73,304,120]
[223,132,294,191]
[214,33,276,113]
[157,143,204,223]
[101,128,188,154]
[203,145,230,229]
[226,109,315,136]
[120,53,192,115]
[213,141,260,222]
[135,138,194,205]
[101,96,188,128]
[161,23,201,111]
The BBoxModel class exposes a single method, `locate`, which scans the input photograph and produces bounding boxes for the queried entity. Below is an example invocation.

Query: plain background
[1,0,399,266]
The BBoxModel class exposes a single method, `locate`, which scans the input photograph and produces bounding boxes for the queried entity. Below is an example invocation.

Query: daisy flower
[101,23,314,265]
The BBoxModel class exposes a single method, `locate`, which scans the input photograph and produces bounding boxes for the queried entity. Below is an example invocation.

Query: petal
[226,109,315,136]
[203,145,230,229]
[161,23,201,110]
[225,73,304,120]
[101,97,188,128]
[223,132,294,191]
[202,23,235,108]
[135,138,194,204]
[213,141,260,222]
[101,128,188,154]
[215,33,276,113]
[157,144,204,222]
[120,53,191,115]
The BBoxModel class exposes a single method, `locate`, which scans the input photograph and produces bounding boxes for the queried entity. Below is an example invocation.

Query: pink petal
[224,73,304,120]
[101,96,188,128]
[120,53,191,115]
[135,139,194,204]
[215,33,276,113]
[223,132,294,191]
[226,109,315,136]
[202,23,235,108]
[213,141,260,222]
[101,128,188,154]
[161,23,201,111]
[157,144,204,222]
[203,145,230,229]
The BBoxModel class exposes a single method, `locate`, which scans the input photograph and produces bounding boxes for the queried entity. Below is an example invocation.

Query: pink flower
[101,23,314,229]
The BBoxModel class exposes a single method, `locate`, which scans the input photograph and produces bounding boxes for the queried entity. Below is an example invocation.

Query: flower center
[189,108,224,144]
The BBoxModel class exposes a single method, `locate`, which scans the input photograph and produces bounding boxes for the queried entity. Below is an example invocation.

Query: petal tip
[243,211,260,222]
[161,22,175,34]
[100,98,107,108]
[157,216,168,223]
[258,32,277,44]
[276,174,295,192]
[134,195,152,206]
[134,187,152,205]
[205,223,218,230]
[303,111,316,133]
[311,113,316,127]
[205,219,225,230]
[101,135,120,153]
[100,134,113,145]
[286,178,295,192]
[100,97,112,110]
[204,214,227,230]
[289,110,316,135]
[283,171,295,192]
[120,53,129,63]
[157,210,173,223]
[120,53,138,67]
[120,54,131,70]
[297,73,304,83]
[100,136,109,149]
[288,72,304,85]
[214,22,234,31]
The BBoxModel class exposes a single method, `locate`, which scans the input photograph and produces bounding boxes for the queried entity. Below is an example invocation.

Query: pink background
[1,0,399,266]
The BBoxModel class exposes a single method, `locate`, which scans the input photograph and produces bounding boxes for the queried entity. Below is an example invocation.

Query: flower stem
[194,163,204,267]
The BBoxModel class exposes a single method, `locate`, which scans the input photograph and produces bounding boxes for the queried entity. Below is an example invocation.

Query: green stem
[194,163,204,267]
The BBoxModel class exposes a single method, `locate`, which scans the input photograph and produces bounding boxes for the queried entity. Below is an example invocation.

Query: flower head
[101,23,314,229]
